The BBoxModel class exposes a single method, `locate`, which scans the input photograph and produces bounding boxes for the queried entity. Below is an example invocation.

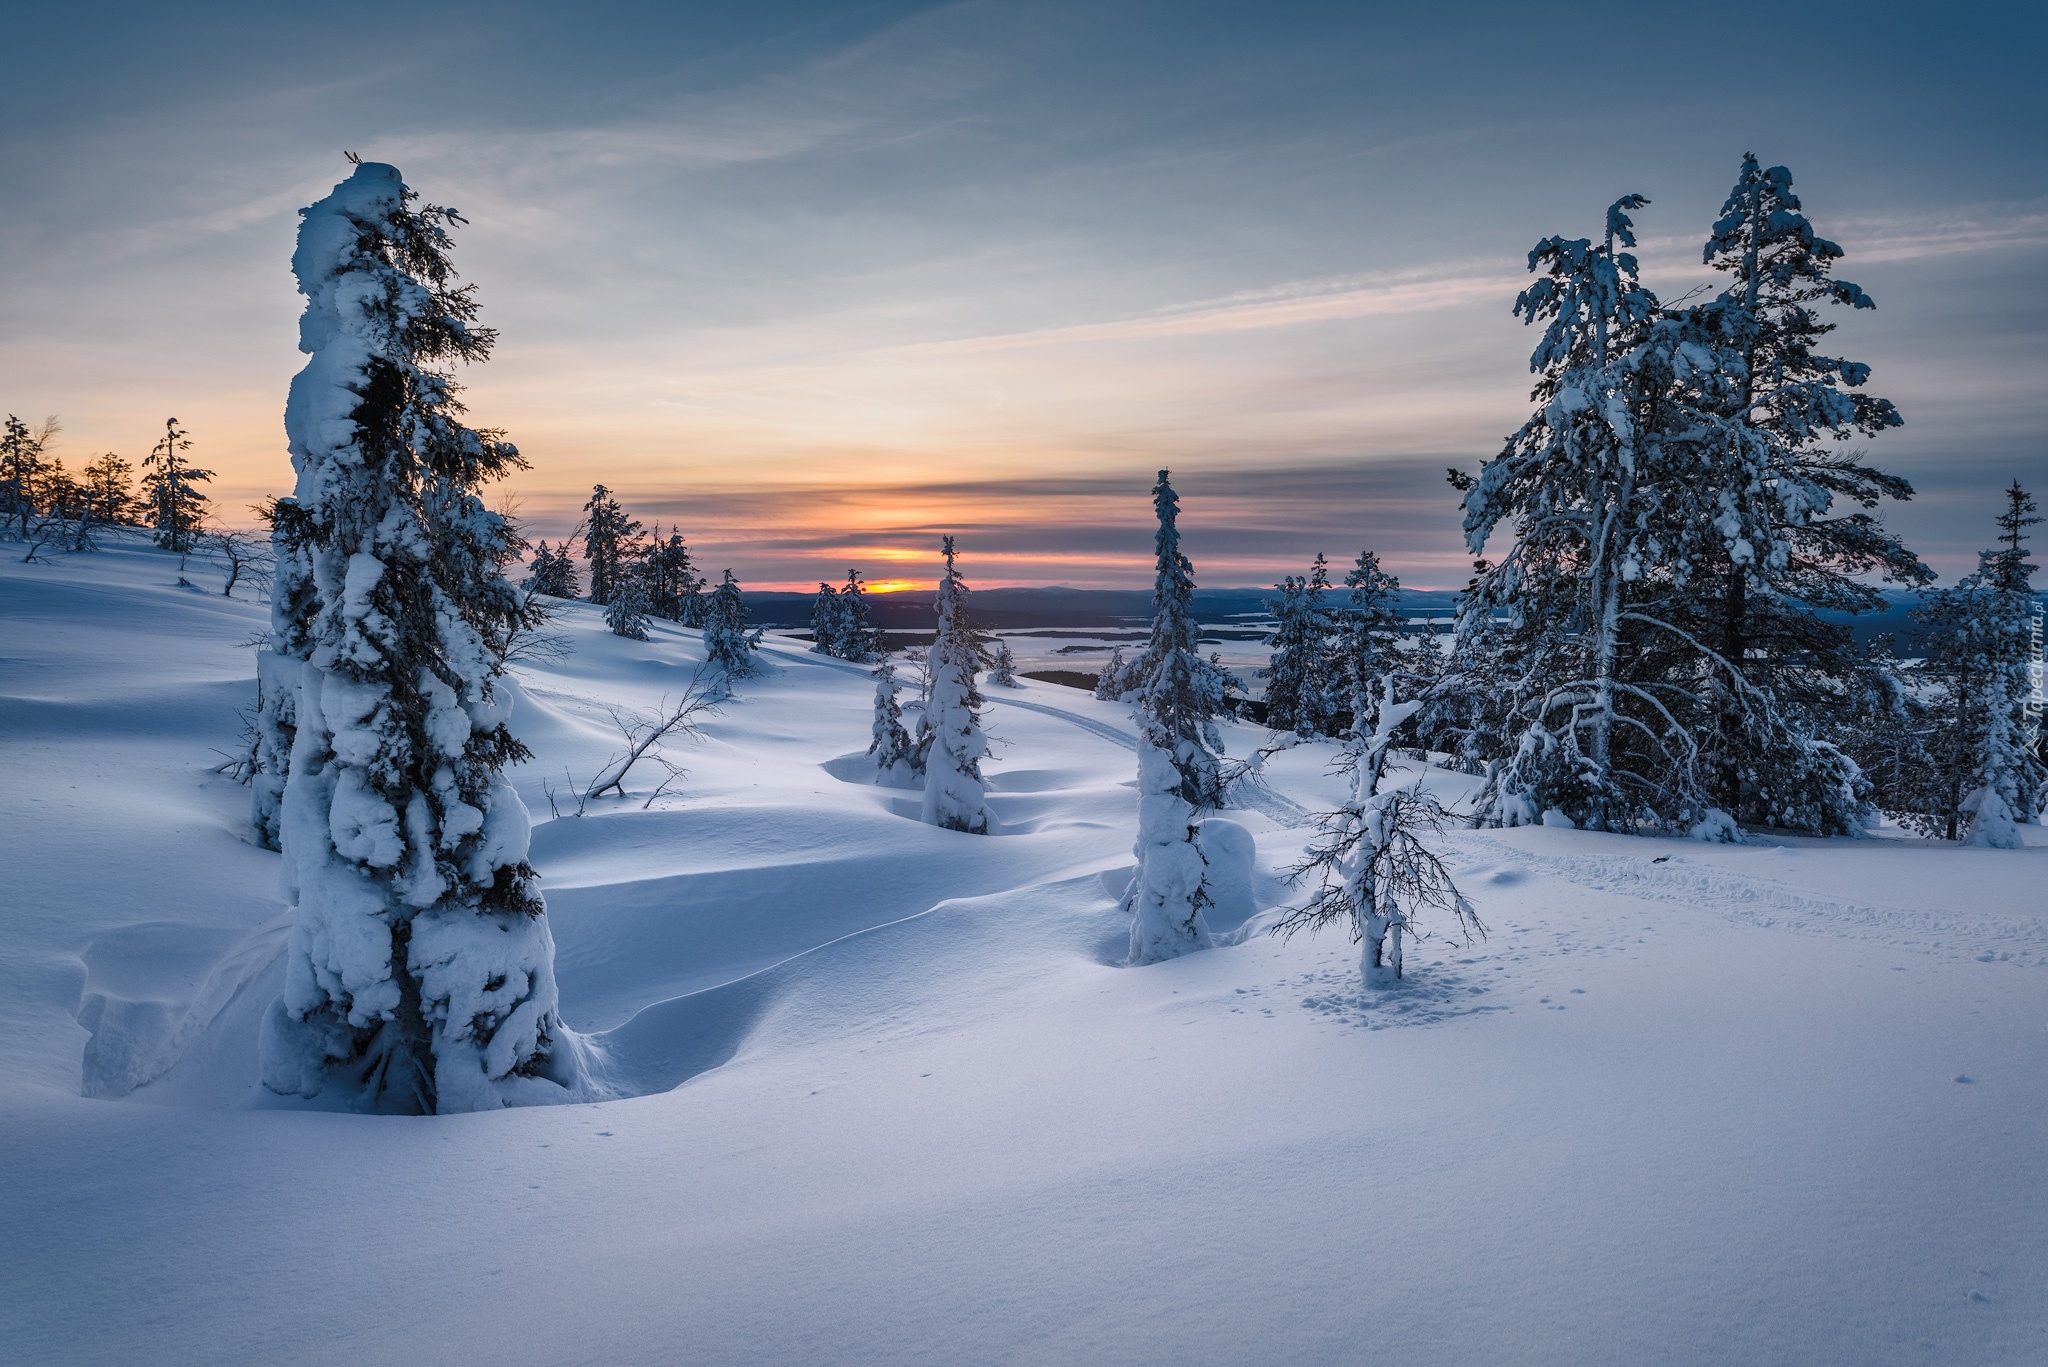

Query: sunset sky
[3,1,2042,590]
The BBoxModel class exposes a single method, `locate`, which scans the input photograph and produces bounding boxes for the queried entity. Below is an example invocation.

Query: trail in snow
[1458,834,2048,967]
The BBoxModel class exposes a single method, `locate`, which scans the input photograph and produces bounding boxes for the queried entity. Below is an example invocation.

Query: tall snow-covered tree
[988,640,1020,687]
[258,161,587,1114]
[920,536,990,834]
[1,414,55,538]
[1990,479,2042,592]
[81,453,136,525]
[1334,549,1404,737]
[1458,194,1847,835]
[1691,154,1929,822]
[1094,646,1131,700]
[140,417,214,553]
[605,568,653,640]
[253,488,316,851]
[581,484,640,606]
[810,582,843,655]
[868,656,918,785]
[1125,470,1232,963]
[704,568,762,676]
[640,527,697,622]
[1261,554,1337,736]
[524,539,581,598]
[839,567,879,660]
[1903,485,2045,845]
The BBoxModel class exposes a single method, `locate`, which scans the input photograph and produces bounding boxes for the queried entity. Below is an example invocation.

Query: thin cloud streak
[905,266,1526,355]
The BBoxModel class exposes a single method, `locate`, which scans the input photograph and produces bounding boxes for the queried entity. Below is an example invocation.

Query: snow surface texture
[4,542,2048,1365]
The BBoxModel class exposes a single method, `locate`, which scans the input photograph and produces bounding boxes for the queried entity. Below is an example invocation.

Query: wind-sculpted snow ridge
[986,693,1316,827]
[585,873,1129,1097]
[1460,834,2048,966]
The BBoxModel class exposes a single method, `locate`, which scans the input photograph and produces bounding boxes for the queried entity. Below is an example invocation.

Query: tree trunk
[1718,568,1747,812]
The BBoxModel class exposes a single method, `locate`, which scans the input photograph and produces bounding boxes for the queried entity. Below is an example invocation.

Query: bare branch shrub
[1278,782,1483,984]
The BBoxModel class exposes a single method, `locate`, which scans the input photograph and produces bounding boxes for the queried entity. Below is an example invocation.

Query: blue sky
[3,0,2042,587]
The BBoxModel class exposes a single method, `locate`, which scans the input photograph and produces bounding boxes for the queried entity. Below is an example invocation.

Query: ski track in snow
[1456,834,2048,967]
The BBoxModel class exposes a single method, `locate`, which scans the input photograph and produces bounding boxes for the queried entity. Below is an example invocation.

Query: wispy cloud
[905,264,1525,355]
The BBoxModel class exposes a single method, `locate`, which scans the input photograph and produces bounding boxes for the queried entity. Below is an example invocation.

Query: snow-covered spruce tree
[988,640,1020,687]
[581,484,640,606]
[1,413,54,538]
[1125,470,1232,963]
[1261,555,1338,736]
[258,161,587,1113]
[920,536,990,833]
[704,568,762,676]
[1093,646,1130,700]
[1690,154,1929,824]
[605,566,652,640]
[524,539,581,598]
[1335,549,1404,738]
[140,417,214,554]
[1282,682,1481,986]
[251,492,317,851]
[868,655,919,785]
[641,529,697,622]
[1904,485,2045,845]
[810,581,842,655]
[81,452,136,526]
[1459,195,1833,835]
[839,567,879,660]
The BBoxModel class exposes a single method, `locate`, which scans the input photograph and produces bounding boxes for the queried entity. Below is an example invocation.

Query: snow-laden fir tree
[868,656,919,786]
[140,417,214,554]
[1261,554,1337,736]
[1690,154,1929,824]
[838,567,879,660]
[1124,470,1233,963]
[258,161,589,1113]
[1335,549,1404,738]
[920,536,990,833]
[704,568,762,677]
[1094,646,1130,700]
[252,489,317,851]
[81,452,136,526]
[1,414,53,538]
[640,527,697,621]
[1903,484,2045,845]
[988,640,1019,687]
[1281,682,1480,986]
[524,540,581,598]
[1458,194,1851,835]
[605,565,653,640]
[581,484,640,606]
[810,581,843,655]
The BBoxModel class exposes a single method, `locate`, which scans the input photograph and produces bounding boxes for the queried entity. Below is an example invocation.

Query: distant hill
[741,583,2016,653]
[747,586,1465,631]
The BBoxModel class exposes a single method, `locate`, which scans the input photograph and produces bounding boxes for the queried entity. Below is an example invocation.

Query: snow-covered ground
[4,539,2045,1366]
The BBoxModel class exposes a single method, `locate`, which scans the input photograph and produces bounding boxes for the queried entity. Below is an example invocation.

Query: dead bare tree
[207,525,273,598]
[499,590,573,667]
[544,666,721,816]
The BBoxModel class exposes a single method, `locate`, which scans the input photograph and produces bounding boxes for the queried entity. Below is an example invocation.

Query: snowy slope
[3,538,2045,1366]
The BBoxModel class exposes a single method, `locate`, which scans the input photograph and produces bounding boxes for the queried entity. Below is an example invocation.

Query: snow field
[3,539,2046,1365]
